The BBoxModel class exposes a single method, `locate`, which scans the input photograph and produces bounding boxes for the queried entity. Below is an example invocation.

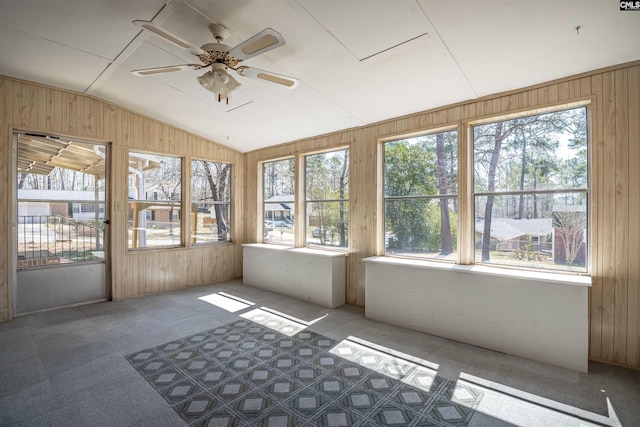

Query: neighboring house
[264,195,294,221]
[143,184,181,202]
[475,218,553,253]
[475,205,587,266]
[127,185,182,225]
[17,189,105,222]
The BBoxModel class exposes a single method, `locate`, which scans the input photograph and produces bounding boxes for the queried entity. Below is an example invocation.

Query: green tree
[306,150,349,247]
[436,133,454,255]
[384,140,437,251]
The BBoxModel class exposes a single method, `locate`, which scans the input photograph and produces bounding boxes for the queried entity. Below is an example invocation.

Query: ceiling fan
[131,20,299,104]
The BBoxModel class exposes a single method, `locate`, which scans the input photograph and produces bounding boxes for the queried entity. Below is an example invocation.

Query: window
[473,107,588,272]
[263,158,295,245]
[384,130,458,260]
[191,160,231,244]
[81,203,95,213]
[305,149,349,248]
[128,152,182,249]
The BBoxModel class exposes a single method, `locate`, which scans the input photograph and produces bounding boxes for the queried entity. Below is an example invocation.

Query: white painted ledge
[363,256,590,372]
[242,244,346,308]
[364,256,592,287]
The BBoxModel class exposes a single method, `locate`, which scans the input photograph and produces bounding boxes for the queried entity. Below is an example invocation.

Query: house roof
[264,195,294,212]
[264,203,293,212]
[475,218,553,241]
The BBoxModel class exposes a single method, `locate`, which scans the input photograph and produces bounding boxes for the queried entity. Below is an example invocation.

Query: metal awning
[17,133,161,179]
[17,134,107,179]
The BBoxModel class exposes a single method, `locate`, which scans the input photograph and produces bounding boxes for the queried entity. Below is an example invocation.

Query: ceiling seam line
[415,1,478,99]
[84,3,175,95]
[292,0,361,62]
[359,32,429,62]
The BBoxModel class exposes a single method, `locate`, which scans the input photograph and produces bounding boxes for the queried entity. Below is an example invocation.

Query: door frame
[10,128,112,317]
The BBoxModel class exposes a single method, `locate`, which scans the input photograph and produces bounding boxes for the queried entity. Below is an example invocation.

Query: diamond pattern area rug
[127,310,483,426]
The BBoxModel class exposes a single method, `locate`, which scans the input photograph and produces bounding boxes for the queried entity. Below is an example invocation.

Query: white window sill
[363,256,591,287]
[242,243,347,258]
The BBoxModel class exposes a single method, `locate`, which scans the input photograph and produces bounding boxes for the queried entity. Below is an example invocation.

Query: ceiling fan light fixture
[198,67,240,104]
[132,20,298,105]
[217,70,230,85]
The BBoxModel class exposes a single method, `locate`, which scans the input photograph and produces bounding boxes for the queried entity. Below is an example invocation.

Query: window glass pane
[264,220,295,245]
[385,131,457,197]
[474,108,587,193]
[127,204,182,248]
[383,130,457,261]
[263,159,295,245]
[385,198,457,260]
[473,106,588,272]
[191,160,231,244]
[305,149,349,249]
[17,201,106,267]
[306,150,349,200]
[128,152,182,249]
[16,138,107,268]
[474,192,587,272]
[306,201,349,248]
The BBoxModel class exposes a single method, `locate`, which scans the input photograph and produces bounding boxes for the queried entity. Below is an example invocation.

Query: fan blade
[133,20,204,55]
[228,28,286,61]
[131,64,201,76]
[237,67,299,89]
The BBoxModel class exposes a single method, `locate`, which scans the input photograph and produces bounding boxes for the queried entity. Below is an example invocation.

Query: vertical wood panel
[348,127,377,305]
[45,88,54,131]
[104,103,116,140]
[0,79,8,319]
[626,65,640,367]
[548,83,559,103]
[66,93,77,134]
[580,77,592,97]
[600,71,617,362]
[537,86,549,106]
[558,81,570,101]
[36,86,46,129]
[1,79,13,125]
[528,89,539,108]
[589,73,603,359]
[569,79,581,99]
[52,89,63,133]
[457,121,473,265]
[613,68,629,364]
[110,145,126,300]
[18,82,30,126]
[28,85,38,129]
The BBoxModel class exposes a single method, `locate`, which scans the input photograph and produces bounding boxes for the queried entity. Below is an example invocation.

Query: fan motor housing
[209,24,229,41]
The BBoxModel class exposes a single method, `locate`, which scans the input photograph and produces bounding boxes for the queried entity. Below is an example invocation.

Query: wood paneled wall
[0,76,244,321]
[244,61,640,369]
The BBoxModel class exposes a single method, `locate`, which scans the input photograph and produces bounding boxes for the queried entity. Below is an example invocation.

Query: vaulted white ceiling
[0,0,638,152]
